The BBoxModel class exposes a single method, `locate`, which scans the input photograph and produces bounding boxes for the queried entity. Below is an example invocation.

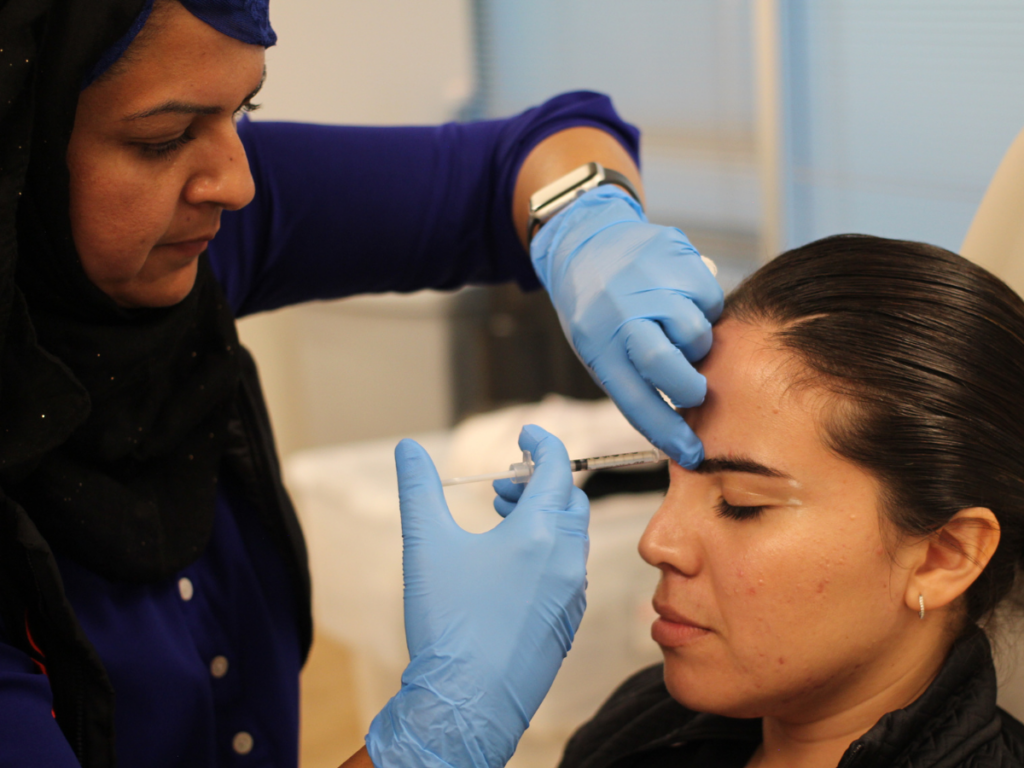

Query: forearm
[340,745,373,768]
[512,125,645,249]
[213,94,640,315]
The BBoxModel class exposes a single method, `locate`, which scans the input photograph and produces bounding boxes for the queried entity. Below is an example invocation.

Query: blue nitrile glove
[531,184,724,468]
[365,425,590,768]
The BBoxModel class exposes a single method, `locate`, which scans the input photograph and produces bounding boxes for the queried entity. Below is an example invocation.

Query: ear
[904,507,1001,617]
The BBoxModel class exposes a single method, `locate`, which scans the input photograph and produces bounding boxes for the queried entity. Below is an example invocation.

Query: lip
[159,238,210,260]
[159,228,220,247]
[156,229,218,260]
[651,601,713,648]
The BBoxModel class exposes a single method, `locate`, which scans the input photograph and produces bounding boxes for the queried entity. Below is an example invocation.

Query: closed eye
[716,499,765,521]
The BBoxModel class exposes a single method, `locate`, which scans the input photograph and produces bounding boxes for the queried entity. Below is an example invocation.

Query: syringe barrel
[571,449,665,472]
[507,448,666,485]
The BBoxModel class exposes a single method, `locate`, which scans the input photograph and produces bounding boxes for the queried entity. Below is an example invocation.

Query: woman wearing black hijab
[0,0,722,765]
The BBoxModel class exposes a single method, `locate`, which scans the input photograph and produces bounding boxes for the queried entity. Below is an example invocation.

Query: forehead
[688,319,831,473]
[85,2,265,114]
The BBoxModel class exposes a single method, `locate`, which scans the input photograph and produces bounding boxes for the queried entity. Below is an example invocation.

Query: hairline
[88,0,178,87]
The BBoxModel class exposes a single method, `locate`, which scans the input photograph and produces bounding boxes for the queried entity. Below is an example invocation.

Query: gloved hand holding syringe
[442,447,668,486]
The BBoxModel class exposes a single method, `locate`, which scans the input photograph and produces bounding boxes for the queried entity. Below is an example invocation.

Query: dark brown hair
[725,234,1024,624]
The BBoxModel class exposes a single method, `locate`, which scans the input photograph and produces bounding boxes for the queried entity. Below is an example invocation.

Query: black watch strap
[597,168,642,205]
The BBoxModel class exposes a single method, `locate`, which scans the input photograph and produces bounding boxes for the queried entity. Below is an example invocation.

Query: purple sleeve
[208,91,640,317]
[0,626,79,767]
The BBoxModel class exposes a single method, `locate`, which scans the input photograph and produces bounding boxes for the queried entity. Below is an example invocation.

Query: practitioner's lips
[157,230,218,259]
[651,600,713,647]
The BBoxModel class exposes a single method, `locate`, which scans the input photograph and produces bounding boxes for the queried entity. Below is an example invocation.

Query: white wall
[474,0,761,243]
[256,0,472,126]
[237,1,474,458]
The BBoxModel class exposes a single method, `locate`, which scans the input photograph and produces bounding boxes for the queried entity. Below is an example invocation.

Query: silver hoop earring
[918,594,925,620]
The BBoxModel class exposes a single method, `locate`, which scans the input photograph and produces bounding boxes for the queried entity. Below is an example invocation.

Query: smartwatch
[527,162,643,242]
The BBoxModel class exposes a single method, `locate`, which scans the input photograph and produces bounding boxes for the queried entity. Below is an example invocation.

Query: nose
[183,121,256,211]
[639,465,704,577]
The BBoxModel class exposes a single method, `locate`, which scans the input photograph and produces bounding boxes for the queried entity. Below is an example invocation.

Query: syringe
[441,448,669,487]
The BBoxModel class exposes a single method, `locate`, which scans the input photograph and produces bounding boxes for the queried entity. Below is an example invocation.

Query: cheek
[664,514,901,714]
[68,149,180,281]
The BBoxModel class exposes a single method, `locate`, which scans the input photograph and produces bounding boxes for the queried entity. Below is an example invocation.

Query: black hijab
[0,0,244,582]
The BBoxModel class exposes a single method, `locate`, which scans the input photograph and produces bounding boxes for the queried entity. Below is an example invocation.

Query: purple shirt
[0,92,638,767]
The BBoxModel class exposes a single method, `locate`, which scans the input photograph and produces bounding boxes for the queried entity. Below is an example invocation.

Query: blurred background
[236,2,1024,767]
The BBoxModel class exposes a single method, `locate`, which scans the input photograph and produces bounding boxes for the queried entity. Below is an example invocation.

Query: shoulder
[907,706,1024,767]
[558,664,699,768]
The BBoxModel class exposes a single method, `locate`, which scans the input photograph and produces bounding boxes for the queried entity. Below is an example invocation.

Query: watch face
[529,162,601,216]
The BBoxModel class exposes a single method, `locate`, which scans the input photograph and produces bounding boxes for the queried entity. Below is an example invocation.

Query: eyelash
[715,499,765,521]
[137,102,261,159]
[139,128,196,159]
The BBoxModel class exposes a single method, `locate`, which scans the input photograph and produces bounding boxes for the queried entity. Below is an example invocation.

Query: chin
[109,264,200,308]
[662,655,769,720]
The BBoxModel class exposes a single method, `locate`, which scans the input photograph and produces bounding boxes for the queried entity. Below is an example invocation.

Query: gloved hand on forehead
[365,425,590,768]
[531,185,724,468]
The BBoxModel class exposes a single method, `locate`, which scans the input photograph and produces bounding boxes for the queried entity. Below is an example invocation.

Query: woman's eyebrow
[122,101,221,121]
[696,456,791,479]
[122,68,266,122]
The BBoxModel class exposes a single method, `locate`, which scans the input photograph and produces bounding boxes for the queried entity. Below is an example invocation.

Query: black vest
[559,630,1024,768]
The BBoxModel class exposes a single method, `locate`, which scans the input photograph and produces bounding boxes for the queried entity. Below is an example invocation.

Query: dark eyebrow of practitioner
[695,457,791,479]
[122,67,266,121]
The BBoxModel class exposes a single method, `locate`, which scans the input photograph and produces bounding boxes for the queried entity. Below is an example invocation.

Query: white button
[210,655,229,678]
[178,577,194,602]
[232,731,254,755]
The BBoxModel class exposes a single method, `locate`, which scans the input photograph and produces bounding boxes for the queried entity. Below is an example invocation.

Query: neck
[749,633,949,768]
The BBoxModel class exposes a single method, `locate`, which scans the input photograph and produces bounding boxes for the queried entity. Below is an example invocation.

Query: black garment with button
[558,629,1024,768]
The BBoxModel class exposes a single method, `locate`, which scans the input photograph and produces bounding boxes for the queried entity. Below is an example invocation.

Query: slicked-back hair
[725,234,1024,624]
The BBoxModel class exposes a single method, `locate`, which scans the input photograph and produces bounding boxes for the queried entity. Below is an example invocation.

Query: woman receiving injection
[354,234,1024,768]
